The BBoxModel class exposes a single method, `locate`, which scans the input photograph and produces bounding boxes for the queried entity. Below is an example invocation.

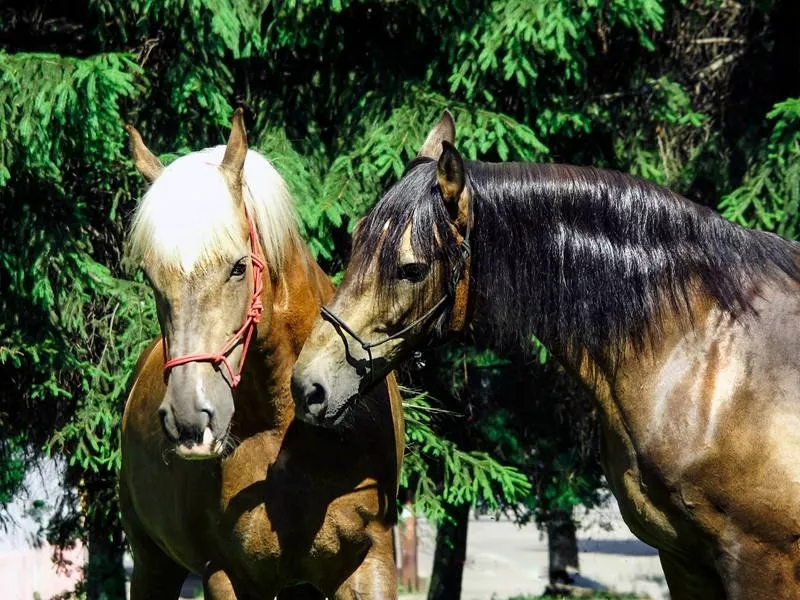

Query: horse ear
[221,107,248,180]
[351,216,367,238]
[418,110,456,159]
[437,141,465,208]
[125,124,164,182]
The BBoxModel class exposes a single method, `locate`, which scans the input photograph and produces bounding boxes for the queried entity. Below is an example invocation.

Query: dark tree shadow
[578,537,659,557]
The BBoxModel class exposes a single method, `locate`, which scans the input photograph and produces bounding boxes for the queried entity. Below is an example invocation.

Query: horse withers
[292,111,800,598]
[120,110,404,599]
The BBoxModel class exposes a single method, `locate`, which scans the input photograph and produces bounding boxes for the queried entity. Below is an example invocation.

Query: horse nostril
[305,383,327,417]
[199,405,214,428]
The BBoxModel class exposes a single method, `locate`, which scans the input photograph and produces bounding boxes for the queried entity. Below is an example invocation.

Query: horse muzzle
[290,366,360,429]
[158,388,230,460]
[175,427,226,460]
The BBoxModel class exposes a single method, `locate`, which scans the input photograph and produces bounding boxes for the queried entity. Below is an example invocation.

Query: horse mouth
[296,392,360,430]
[328,393,361,427]
[175,427,227,461]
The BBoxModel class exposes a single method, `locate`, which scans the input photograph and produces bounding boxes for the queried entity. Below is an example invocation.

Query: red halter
[162,206,265,388]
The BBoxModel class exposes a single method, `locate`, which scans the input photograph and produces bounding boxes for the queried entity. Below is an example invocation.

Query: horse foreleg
[333,528,397,600]
[716,542,800,600]
[203,564,246,600]
[659,550,725,600]
[127,535,189,600]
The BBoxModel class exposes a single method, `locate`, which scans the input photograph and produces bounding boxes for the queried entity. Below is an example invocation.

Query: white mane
[127,146,300,274]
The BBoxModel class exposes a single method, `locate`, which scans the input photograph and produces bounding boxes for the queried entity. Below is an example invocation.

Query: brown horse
[120,111,404,599]
[292,111,800,599]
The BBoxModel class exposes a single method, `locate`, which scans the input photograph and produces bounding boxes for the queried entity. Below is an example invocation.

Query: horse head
[126,110,295,458]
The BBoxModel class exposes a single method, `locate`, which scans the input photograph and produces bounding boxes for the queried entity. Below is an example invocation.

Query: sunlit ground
[398,498,667,600]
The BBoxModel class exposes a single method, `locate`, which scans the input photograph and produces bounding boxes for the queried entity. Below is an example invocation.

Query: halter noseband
[162,206,265,388]
[320,190,473,384]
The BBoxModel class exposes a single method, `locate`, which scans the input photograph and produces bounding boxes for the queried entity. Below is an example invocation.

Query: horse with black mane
[120,110,404,599]
[292,111,800,599]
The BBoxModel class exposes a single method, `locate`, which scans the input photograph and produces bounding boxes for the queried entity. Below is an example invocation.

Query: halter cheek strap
[162,206,265,388]
[446,226,472,332]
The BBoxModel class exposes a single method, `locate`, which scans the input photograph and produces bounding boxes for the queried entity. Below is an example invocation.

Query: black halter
[320,190,473,385]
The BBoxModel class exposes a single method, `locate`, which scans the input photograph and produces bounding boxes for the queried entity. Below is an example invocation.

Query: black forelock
[350,158,800,364]
[351,158,463,331]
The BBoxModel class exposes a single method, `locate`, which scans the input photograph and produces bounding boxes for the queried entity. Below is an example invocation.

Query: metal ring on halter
[320,189,473,385]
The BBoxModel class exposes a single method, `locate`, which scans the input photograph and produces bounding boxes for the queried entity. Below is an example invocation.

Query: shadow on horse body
[292,111,800,599]
[120,111,403,599]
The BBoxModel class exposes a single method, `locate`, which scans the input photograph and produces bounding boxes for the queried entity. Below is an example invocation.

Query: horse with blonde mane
[120,110,404,599]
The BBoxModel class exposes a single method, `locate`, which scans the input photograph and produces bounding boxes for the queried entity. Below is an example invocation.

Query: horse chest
[218,435,378,578]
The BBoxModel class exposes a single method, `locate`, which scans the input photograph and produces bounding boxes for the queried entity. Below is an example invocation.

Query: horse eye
[230,260,247,279]
[397,262,430,283]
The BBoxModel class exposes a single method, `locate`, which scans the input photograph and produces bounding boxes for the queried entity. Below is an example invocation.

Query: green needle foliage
[402,392,532,522]
[720,98,800,239]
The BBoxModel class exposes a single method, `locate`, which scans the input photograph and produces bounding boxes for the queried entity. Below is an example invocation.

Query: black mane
[352,159,800,364]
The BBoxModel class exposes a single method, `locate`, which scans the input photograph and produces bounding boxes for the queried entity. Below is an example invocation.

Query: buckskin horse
[120,110,404,599]
[291,111,800,598]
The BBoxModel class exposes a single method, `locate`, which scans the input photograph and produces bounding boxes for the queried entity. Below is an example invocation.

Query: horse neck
[235,240,334,434]
[464,162,776,379]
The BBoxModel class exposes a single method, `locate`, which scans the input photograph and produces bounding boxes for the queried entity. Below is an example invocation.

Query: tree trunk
[84,470,126,600]
[546,508,579,586]
[426,500,470,600]
[399,498,419,592]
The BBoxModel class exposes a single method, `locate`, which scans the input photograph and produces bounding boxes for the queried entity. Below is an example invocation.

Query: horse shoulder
[123,337,165,429]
